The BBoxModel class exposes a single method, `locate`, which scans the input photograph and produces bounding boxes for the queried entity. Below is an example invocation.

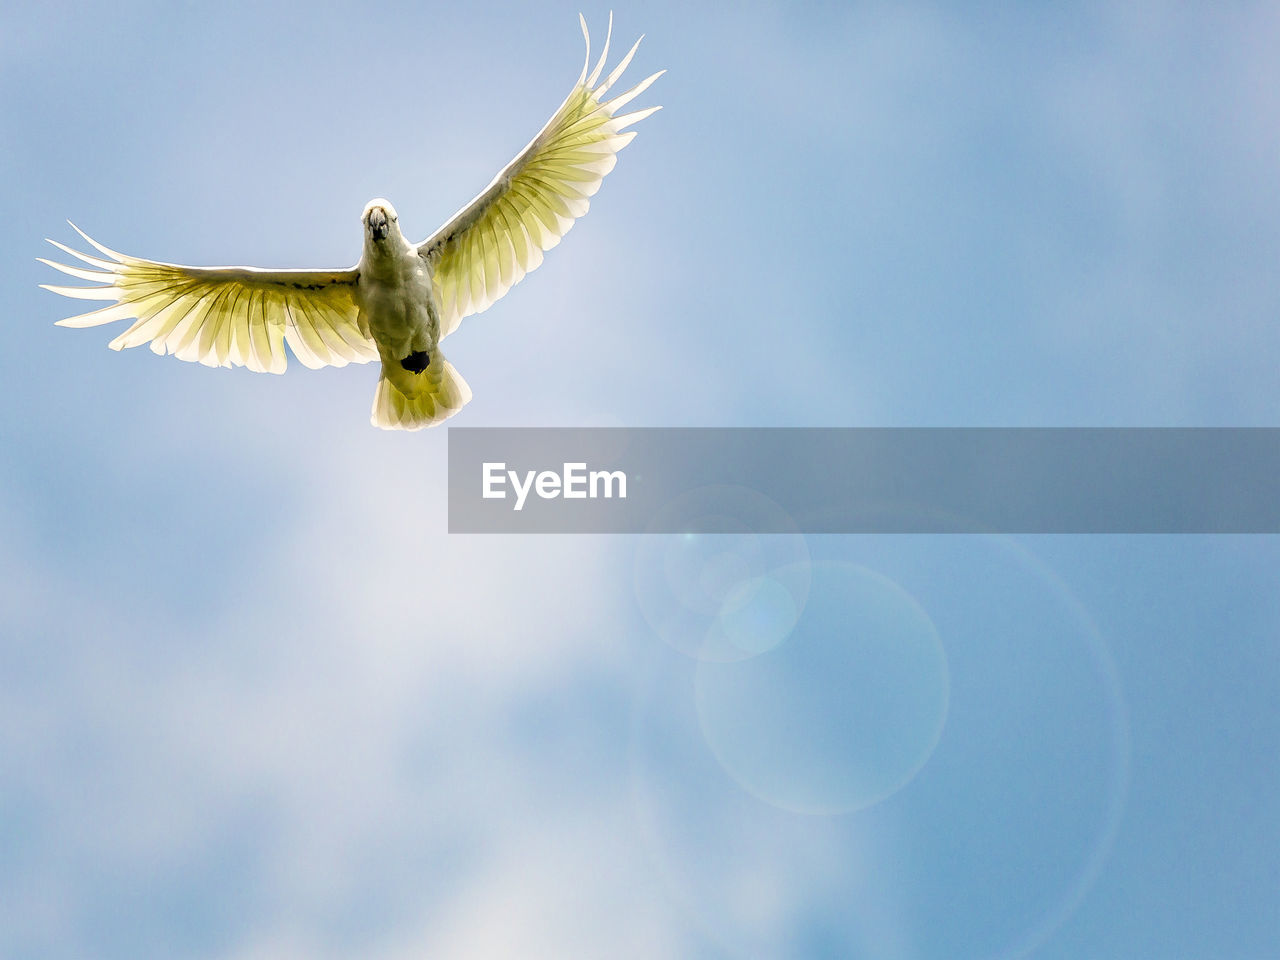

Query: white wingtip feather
[597,36,643,97]
[45,238,122,271]
[53,302,135,328]
[577,14,590,86]
[610,105,662,132]
[67,222,129,263]
[586,11,613,88]
[39,283,118,301]
[37,257,114,283]
[601,70,665,116]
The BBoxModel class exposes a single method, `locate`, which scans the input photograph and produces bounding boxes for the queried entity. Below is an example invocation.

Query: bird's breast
[357,247,437,352]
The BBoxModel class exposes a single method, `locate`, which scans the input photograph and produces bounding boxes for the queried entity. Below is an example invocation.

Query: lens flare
[634,485,811,662]
[695,562,950,814]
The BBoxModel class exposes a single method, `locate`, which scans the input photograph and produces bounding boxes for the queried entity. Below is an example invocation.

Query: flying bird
[41,15,661,430]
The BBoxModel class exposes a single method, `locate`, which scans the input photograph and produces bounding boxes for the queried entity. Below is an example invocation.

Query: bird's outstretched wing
[40,226,376,373]
[418,14,663,339]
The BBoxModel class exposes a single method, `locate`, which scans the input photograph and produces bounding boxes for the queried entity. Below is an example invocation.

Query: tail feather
[371,352,472,431]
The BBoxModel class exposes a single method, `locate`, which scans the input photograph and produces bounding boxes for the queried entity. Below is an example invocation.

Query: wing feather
[282,300,325,369]
[584,12,613,88]
[172,292,221,362]
[420,17,663,338]
[293,295,337,359]
[148,293,203,355]
[597,37,643,97]
[41,228,375,372]
[212,285,239,367]
[193,284,234,365]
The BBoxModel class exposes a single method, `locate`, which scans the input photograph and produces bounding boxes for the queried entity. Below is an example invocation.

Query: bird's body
[357,201,436,361]
[353,199,471,425]
[41,16,661,430]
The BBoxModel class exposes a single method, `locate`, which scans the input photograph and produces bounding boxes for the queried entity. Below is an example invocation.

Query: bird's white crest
[41,16,663,431]
[362,198,397,221]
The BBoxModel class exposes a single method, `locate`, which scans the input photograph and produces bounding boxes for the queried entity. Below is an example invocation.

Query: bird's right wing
[40,225,376,373]
[418,14,663,339]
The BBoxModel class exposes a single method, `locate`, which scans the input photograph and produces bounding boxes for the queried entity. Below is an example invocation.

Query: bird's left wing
[418,14,663,339]
[40,226,377,373]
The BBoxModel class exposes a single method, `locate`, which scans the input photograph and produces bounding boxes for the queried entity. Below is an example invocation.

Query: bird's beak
[368,207,388,241]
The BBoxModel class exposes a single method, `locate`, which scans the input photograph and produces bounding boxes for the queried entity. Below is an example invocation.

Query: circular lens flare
[695,562,950,814]
[635,486,811,662]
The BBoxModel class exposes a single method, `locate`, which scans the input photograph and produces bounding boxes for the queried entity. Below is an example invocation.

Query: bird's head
[362,198,400,244]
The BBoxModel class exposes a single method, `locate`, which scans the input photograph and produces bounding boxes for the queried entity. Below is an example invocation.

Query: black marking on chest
[400,350,430,374]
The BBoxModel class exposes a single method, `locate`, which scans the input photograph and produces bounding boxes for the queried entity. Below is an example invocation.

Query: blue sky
[2,1,1278,958]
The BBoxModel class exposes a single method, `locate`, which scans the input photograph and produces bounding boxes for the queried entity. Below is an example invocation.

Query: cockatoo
[40,15,661,430]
